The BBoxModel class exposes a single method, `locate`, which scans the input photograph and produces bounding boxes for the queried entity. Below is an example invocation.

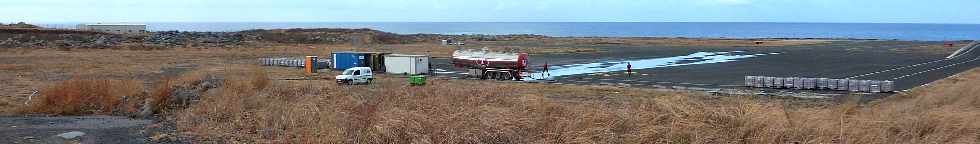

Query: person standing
[543,62,550,78]
[626,62,632,78]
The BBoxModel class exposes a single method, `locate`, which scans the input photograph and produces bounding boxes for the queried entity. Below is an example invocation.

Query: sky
[3,0,980,24]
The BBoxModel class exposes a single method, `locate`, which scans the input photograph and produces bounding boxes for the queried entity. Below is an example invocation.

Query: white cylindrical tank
[452,49,528,70]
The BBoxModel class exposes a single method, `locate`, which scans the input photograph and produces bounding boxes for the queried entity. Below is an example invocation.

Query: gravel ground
[0,116,152,144]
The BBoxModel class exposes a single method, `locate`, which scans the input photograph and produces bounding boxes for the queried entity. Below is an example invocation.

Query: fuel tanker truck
[452,49,528,81]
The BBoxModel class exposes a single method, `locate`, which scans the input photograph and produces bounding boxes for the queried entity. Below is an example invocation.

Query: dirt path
[0,116,153,144]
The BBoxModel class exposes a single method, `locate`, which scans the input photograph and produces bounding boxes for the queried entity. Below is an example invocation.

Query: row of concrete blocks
[745,76,894,93]
[258,57,330,69]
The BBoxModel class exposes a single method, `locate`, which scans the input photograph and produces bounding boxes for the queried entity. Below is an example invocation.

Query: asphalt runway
[429,40,977,93]
[847,42,979,90]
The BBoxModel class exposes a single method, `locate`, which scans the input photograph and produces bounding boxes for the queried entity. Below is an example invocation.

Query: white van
[336,67,373,85]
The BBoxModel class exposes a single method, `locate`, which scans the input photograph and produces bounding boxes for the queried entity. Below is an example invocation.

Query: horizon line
[24,21,980,25]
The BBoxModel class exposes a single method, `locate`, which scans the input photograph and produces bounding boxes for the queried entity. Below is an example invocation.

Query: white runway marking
[892,55,979,80]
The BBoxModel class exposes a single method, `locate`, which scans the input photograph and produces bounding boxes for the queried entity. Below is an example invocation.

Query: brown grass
[0,46,334,113]
[26,77,144,115]
[173,66,980,143]
[148,79,174,114]
[890,41,969,55]
[1,40,976,143]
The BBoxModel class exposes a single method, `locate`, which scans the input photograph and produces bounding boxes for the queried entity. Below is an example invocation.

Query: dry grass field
[890,42,971,55]
[0,44,611,114]
[162,66,979,143]
[2,41,978,143]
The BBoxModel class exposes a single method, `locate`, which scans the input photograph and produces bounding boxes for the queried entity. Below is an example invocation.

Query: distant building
[441,39,464,45]
[76,23,147,34]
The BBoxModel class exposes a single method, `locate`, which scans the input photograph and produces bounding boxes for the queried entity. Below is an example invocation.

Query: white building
[384,54,430,75]
[77,24,147,34]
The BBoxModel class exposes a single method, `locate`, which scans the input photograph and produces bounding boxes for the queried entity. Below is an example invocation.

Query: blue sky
[3,0,979,24]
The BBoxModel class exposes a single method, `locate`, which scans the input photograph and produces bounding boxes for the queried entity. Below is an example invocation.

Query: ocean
[37,22,980,41]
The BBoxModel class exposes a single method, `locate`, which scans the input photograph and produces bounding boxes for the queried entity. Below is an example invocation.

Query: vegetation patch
[27,78,145,115]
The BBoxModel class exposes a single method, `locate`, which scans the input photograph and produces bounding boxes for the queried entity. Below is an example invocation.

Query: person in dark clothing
[543,62,550,78]
[626,62,632,78]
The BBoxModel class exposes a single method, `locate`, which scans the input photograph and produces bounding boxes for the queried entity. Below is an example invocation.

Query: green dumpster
[409,75,426,86]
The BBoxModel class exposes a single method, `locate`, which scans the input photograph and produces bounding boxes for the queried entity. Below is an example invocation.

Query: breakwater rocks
[0,29,125,48]
[144,31,245,47]
[0,28,550,48]
[0,29,245,48]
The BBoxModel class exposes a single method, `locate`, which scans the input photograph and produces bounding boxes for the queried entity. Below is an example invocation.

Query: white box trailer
[804,78,817,89]
[817,78,829,89]
[764,77,775,87]
[782,77,791,88]
[881,81,895,92]
[745,76,757,87]
[860,80,871,92]
[384,54,430,75]
[755,76,766,87]
[827,79,837,90]
[774,77,784,88]
[794,77,805,89]
[837,79,850,91]
[848,79,861,92]
[870,80,881,93]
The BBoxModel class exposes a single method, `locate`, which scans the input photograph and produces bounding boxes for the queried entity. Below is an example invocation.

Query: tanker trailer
[451,49,528,81]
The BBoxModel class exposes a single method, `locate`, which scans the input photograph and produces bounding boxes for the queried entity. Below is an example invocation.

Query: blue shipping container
[333,52,368,70]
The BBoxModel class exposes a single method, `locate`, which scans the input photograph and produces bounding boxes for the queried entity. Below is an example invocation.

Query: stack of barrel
[745,76,894,93]
[258,57,331,70]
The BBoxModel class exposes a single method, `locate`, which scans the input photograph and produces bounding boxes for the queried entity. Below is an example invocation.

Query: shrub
[28,78,143,115]
[149,79,174,113]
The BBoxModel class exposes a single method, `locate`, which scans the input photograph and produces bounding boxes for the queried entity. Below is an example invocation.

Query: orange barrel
[305,56,318,74]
